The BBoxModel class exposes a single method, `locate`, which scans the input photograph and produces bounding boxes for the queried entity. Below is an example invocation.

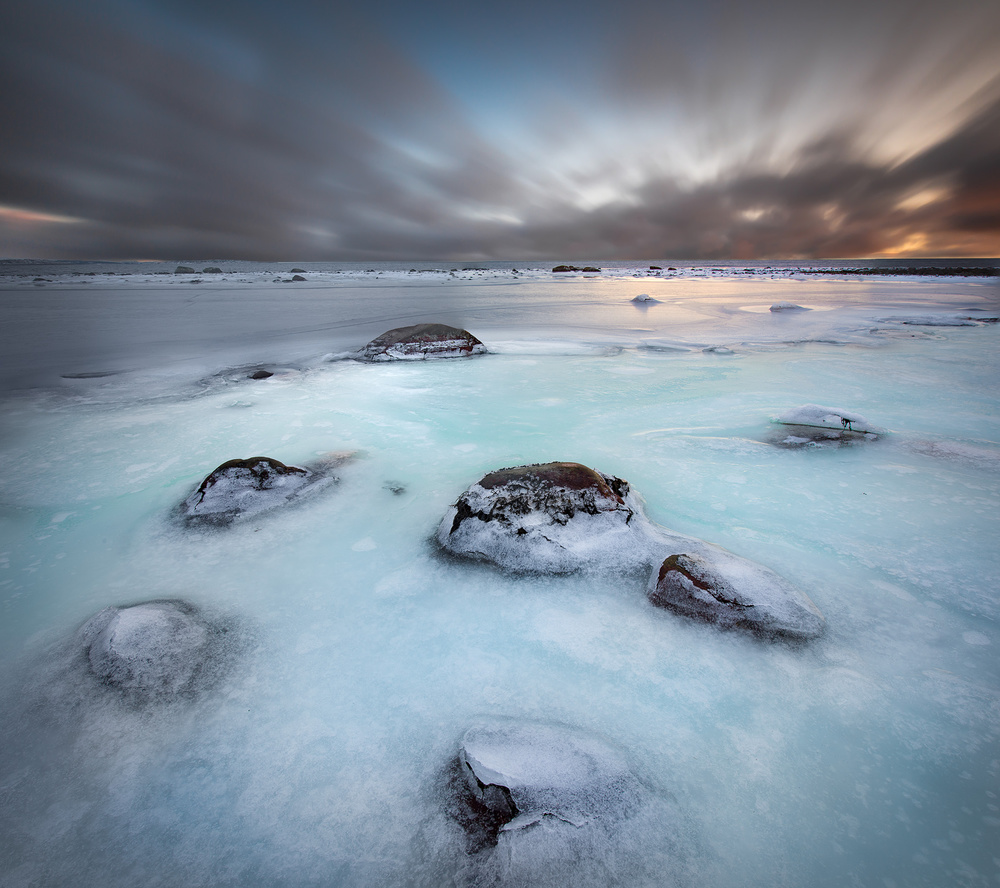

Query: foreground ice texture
[438,462,651,573]
[648,552,825,639]
[180,456,331,525]
[357,322,488,361]
[80,600,220,703]
[0,268,996,888]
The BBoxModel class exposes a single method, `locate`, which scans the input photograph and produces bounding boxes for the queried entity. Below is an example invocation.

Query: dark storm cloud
[0,0,998,259]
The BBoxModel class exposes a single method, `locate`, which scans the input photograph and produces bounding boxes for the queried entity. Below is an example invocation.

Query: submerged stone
[357,323,487,362]
[770,403,884,447]
[437,462,647,573]
[180,456,330,525]
[648,550,825,639]
[79,600,219,702]
[447,721,641,853]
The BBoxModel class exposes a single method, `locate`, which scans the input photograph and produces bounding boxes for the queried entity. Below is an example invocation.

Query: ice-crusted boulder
[180,456,332,525]
[438,462,650,573]
[769,301,809,311]
[771,404,884,446]
[648,551,825,639]
[447,721,642,853]
[357,323,487,362]
[79,600,221,702]
[631,293,660,303]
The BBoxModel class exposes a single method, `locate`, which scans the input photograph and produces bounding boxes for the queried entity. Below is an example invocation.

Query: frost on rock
[437,462,651,573]
[630,293,660,303]
[648,550,825,639]
[769,301,809,311]
[770,403,884,446]
[357,323,487,362]
[79,600,229,703]
[180,456,332,526]
[446,721,643,853]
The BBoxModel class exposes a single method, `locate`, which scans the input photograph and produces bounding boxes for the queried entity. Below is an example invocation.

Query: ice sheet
[0,264,998,887]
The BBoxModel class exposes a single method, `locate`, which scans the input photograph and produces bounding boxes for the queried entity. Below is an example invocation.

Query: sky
[1,0,998,261]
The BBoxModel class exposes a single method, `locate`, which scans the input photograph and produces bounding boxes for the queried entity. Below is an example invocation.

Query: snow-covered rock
[437,462,650,573]
[180,456,332,525]
[447,720,642,852]
[631,293,660,303]
[357,323,487,361]
[770,403,884,446]
[80,600,216,701]
[769,301,809,311]
[648,551,825,639]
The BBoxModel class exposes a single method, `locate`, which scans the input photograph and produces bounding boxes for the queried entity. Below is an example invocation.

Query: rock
[446,721,641,852]
[437,462,648,573]
[770,404,884,446]
[291,274,306,281]
[769,301,809,311]
[357,323,487,362]
[290,267,306,273]
[174,265,196,274]
[202,266,223,274]
[79,600,217,701]
[581,266,601,273]
[649,265,662,270]
[180,456,330,525]
[648,551,825,638]
[249,369,273,380]
[631,293,660,303]
[551,265,579,272]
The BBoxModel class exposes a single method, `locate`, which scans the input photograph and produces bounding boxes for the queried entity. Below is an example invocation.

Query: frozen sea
[0,259,998,887]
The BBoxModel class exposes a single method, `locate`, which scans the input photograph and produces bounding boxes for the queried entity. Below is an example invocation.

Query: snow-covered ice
[0,260,998,888]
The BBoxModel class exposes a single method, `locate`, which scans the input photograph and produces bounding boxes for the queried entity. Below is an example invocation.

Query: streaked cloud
[0,0,997,259]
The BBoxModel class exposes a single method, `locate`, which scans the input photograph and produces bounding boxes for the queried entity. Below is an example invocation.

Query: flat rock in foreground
[180,456,333,525]
[438,462,649,573]
[358,323,487,362]
[648,550,825,639]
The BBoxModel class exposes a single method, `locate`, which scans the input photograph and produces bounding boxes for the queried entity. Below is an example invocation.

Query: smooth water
[1,268,998,887]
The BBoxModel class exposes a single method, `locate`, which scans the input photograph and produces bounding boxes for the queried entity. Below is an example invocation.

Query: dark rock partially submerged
[446,721,641,853]
[79,600,232,703]
[180,456,333,525]
[552,265,601,273]
[174,265,195,274]
[358,323,487,362]
[438,462,647,573]
[648,551,825,638]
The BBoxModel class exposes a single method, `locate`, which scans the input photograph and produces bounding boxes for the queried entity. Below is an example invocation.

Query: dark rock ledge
[179,455,340,526]
[437,462,644,573]
[438,461,826,637]
[357,323,487,362]
[648,552,825,639]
